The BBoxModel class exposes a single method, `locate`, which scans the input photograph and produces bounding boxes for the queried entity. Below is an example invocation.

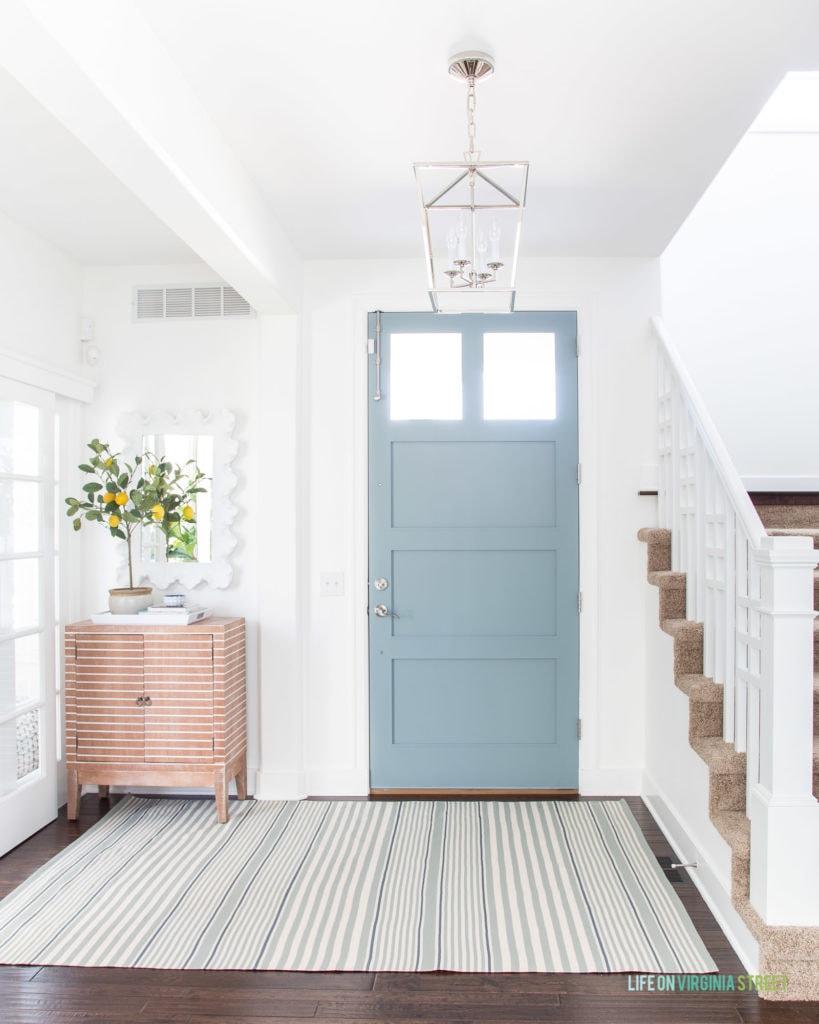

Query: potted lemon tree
[65,439,206,613]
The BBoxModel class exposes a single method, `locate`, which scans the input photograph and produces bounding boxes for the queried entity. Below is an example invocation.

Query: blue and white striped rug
[0,797,715,973]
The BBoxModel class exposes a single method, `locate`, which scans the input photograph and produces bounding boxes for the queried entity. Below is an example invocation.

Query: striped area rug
[0,797,715,973]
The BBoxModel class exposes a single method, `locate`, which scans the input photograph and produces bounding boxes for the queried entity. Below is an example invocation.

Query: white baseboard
[305,767,369,797]
[579,767,643,796]
[254,769,308,801]
[642,774,759,973]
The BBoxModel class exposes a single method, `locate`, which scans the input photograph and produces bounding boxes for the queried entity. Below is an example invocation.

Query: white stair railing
[652,317,818,926]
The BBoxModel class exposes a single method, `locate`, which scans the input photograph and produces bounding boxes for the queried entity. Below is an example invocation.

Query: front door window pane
[390,334,463,420]
[483,333,557,420]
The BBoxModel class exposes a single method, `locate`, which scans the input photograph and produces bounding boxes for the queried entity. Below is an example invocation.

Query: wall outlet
[320,571,345,597]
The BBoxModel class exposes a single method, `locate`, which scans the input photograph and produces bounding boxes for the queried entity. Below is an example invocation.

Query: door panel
[392,442,556,527]
[368,311,578,790]
[143,634,214,764]
[392,550,556,637]
[74,634,144,763]
[392,659,557,744]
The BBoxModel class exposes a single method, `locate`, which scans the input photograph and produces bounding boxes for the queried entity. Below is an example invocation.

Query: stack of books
[90,606,211,626]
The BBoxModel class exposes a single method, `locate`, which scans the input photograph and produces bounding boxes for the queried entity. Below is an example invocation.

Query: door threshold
[369,788,579,800]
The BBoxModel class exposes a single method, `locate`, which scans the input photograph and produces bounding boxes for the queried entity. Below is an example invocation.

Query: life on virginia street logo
[626,974,788,993]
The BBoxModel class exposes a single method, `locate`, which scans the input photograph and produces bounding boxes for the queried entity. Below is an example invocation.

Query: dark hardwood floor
[0,795,815,1024]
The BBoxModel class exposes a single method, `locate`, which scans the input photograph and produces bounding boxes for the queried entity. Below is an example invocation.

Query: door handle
[373,604,399,618]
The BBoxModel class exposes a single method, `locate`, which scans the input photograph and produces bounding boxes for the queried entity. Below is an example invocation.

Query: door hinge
[367,337,375,354]
[578,591,583,613]
[577,718,582,741]
[577,463,582,485]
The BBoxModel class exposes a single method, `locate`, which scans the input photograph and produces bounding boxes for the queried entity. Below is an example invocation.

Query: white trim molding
[0,348,94,403]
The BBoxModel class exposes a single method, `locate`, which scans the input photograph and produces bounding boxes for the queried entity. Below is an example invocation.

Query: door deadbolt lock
[374,604,399,618]
[373,577,389,591]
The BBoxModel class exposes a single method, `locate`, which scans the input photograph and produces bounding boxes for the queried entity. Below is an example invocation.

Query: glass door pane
[0,381,58,855]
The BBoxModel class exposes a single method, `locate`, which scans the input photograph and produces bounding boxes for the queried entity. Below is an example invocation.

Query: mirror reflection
[118,410,237,590]
[139,434,214,564]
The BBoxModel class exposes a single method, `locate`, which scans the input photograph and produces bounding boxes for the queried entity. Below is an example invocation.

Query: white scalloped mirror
[117,410,238,589]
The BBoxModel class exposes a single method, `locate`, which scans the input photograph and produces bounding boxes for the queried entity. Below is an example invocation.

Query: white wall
[77,263,299,791]
[661,132,819,486]
[0,208,82,370]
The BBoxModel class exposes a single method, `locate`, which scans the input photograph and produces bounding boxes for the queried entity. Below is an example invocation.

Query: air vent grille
[133,284,254,321]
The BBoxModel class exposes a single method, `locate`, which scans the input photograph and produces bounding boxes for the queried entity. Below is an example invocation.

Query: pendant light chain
[466,75,479,162]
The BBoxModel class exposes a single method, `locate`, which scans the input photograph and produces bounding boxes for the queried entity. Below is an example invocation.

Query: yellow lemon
[152,504,165,521]
[102,491,115,504]
[104,457,113,467]
[182,505,194,521]
[149,465,156,475]
[108,514,120,529]
[114,492,128,506]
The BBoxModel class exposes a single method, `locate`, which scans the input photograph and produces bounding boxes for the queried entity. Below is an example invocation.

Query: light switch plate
[320,572,344,597]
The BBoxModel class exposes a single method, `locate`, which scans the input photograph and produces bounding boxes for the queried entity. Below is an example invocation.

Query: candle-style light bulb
[457,212,469,261]
[477,232,488,275]
[446,226,458,269]
[489,219,501,263]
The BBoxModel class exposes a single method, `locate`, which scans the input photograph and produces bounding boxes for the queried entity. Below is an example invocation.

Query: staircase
[639,512,819,1001]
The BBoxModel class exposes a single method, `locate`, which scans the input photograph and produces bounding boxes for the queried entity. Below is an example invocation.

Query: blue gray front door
[368,311,579,789]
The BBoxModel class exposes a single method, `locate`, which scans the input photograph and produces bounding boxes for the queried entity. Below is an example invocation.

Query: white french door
[0,378,59,855]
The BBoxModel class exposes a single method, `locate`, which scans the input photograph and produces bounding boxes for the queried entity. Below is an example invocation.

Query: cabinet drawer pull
[135,696,145,707]
[143,696,153,707]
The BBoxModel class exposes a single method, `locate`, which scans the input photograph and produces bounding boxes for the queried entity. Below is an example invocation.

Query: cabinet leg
[235,761,248,801]
[98,785,110,799]
[67,770,81,821]
[214,771,229,823]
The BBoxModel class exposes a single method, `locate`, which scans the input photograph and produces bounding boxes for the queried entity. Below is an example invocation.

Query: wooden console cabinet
[64,617,247,823]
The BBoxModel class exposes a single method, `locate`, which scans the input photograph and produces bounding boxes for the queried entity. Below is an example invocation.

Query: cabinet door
[143,633,214,763]
[74,634,144,762]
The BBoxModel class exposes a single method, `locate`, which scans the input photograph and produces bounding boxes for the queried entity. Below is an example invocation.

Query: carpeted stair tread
[660,617,703,642]
[737,899,819,958]
[711,809,749,854]
[676,673,722,700]
[753,503,819,531]
[636,527,671,544]
[637,527,671,573]
[647,569,687,589]
[691,736,746,774]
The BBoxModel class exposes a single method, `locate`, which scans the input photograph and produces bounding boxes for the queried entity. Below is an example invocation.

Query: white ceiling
[1,1,819,281]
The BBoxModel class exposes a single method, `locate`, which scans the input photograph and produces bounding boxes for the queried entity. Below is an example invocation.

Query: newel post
[749,535,819,925]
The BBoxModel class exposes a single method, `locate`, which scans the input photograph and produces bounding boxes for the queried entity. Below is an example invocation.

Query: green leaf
[78,463,95,473]
[73,518,82,532]
[82,482,102,494]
